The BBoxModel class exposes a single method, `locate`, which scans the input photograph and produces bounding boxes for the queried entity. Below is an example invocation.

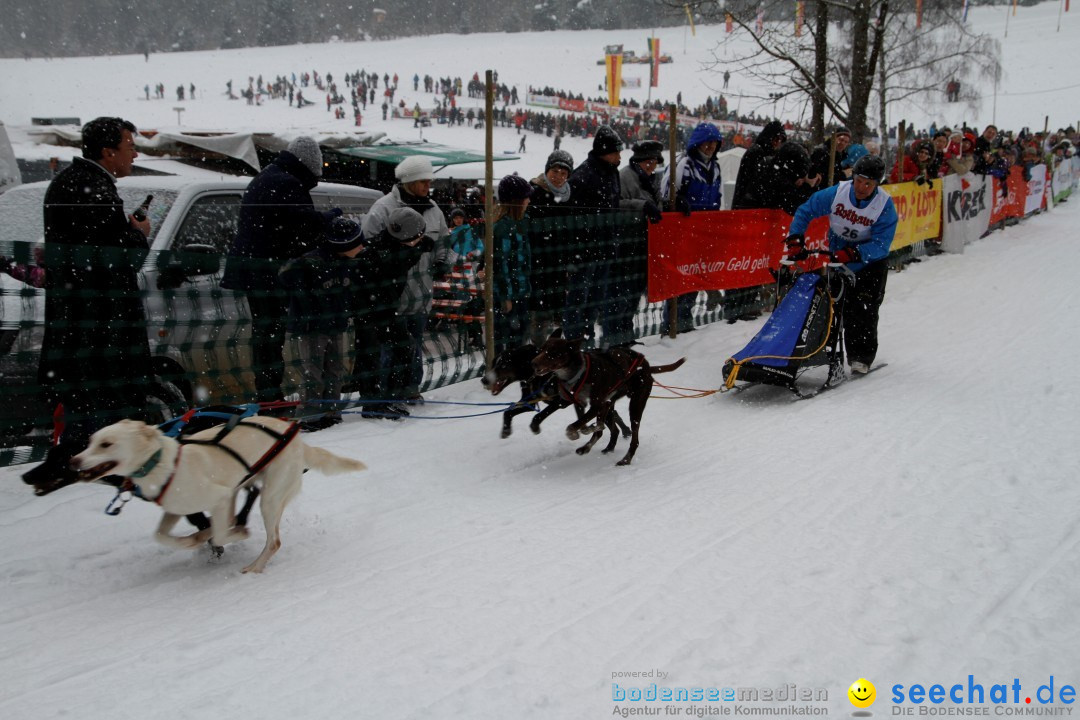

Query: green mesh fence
[0,208,779,466]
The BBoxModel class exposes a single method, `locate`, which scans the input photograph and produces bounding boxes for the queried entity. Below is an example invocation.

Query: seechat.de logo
[849,678,877,709]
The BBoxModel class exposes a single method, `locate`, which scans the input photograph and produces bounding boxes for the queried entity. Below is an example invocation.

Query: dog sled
[722,252,851,398]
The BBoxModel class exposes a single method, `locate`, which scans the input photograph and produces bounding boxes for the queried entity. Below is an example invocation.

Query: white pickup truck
[0,175,383,440]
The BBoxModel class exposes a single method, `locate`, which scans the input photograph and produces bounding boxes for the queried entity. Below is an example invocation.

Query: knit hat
[387,207,427,241]
[833,127,852,139]
[630,141,665,165]
[395,155,435,184]
[497,173,534,202]
[327,217,364,252]
[842,143,869,169]
[449,208,466,221]
[592,125,624,155]
[545,149,574,173]
[287,136,323,177]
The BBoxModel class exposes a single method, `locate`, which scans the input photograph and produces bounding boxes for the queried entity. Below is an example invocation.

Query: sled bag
[723,273,833,387]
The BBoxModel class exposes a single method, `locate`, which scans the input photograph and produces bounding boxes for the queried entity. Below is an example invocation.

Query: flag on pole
[726,13,734,33]
[648,37,661,88]
[962,0,969,23]
[756,4,765,33]
[916,0,923,28]
[796,1,805,36]
[605,45,623,107]
[684,4,697,36]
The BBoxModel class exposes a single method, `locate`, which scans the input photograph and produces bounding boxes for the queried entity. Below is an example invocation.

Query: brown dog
[531,338,685,466]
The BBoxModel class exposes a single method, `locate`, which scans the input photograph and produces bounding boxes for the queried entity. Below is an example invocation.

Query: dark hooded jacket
[221,150,334,292]
[731,120,787,210]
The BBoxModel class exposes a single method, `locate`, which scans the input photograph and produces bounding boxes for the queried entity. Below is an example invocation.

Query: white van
[0,175,383,439]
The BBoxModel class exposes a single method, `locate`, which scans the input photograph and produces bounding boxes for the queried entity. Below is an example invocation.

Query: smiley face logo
[848,678,876,708]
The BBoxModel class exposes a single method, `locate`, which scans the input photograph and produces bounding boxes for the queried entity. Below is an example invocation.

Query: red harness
[557,353,644,404]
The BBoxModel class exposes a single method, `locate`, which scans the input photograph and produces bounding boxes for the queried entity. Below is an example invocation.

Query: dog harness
[557,352,645,405]
[105,406,300,516]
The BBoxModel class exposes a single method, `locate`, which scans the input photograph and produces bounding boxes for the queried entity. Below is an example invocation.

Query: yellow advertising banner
[886,180,942,250]
[605,52,623,107]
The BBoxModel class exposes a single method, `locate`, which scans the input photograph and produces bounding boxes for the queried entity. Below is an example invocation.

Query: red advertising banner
[989,166,1028,225]
[647,210,830,303]
[557,97,586,113]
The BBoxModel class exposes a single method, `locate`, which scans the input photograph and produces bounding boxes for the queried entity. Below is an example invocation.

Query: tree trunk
[812,0,829,144]
[878,41,888,167]
[848,0,872,142]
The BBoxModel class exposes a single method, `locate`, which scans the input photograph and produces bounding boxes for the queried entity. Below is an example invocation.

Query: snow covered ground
[2,4,1080,718]
[1,1,1077,182]
[1,191,1078,719]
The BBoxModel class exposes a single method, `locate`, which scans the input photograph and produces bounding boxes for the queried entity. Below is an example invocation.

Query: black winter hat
[853,155,885,183]
[327,217,364,252]
[450,208,466,221]
[592,125,624,155]
[545,149,574,173]
[498,173,534,202]
[630,140,665,165]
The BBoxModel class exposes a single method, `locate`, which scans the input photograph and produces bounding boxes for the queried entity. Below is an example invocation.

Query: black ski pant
[246,291,288,402]
[844,260,889,366]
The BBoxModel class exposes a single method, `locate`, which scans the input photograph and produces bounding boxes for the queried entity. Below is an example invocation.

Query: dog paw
[566,428,580,441]
[576,446,591,456]
[218,527,249,545]
[241,564,263,574]
[500,427,512,439]
[616,457,633,466]
[530,423,542,435]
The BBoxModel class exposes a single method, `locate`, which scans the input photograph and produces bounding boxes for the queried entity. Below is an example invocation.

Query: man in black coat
[564,125,626,346]
[32,116,153,481]
[222,136,338,402]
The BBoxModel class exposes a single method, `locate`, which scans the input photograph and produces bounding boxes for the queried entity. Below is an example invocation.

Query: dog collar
[127,448,163,479]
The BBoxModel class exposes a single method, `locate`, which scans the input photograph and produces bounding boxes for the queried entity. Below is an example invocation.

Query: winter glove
[832,247,861,265]
[784,234,805,253]
[643,200,663,224]
[431,261,451,279]
[915,175,926,186]
[329,207,344,219]
[674,194,692,217]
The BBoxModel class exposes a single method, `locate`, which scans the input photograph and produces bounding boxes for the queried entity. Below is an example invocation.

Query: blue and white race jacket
[788,180,899,272]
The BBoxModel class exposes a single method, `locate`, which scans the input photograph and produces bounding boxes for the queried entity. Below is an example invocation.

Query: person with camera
[28,116,154,487]
[783,155,898,375]
[352,207,433,419]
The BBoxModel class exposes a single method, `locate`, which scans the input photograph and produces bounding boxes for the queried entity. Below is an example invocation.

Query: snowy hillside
[0,1,1077,182]
[1,193,1078,719]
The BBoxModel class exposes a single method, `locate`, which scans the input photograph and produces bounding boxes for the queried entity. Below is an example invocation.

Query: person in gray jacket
[361,155,451,406]
[617,141,664,341]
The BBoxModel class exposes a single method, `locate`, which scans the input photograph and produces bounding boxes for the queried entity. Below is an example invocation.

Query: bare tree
[668,0,998,144]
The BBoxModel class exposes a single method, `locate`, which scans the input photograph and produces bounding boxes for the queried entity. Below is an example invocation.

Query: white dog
[71,416,366,573]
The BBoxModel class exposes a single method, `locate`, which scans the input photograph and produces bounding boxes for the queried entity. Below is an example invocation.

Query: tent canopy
[335,142,517,170]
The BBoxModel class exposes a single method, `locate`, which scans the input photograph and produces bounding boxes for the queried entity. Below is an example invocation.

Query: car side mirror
[156,244,221,289]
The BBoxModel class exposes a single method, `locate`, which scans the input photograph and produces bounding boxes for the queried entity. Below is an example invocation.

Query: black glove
[915,175,926,186]
[926,177,934,190]
[329,207,344,218]
[674,194,692,217]
[643,200,662,224]
[784,234,805,253]
[0,255,10,272]
[431,260,450,279]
